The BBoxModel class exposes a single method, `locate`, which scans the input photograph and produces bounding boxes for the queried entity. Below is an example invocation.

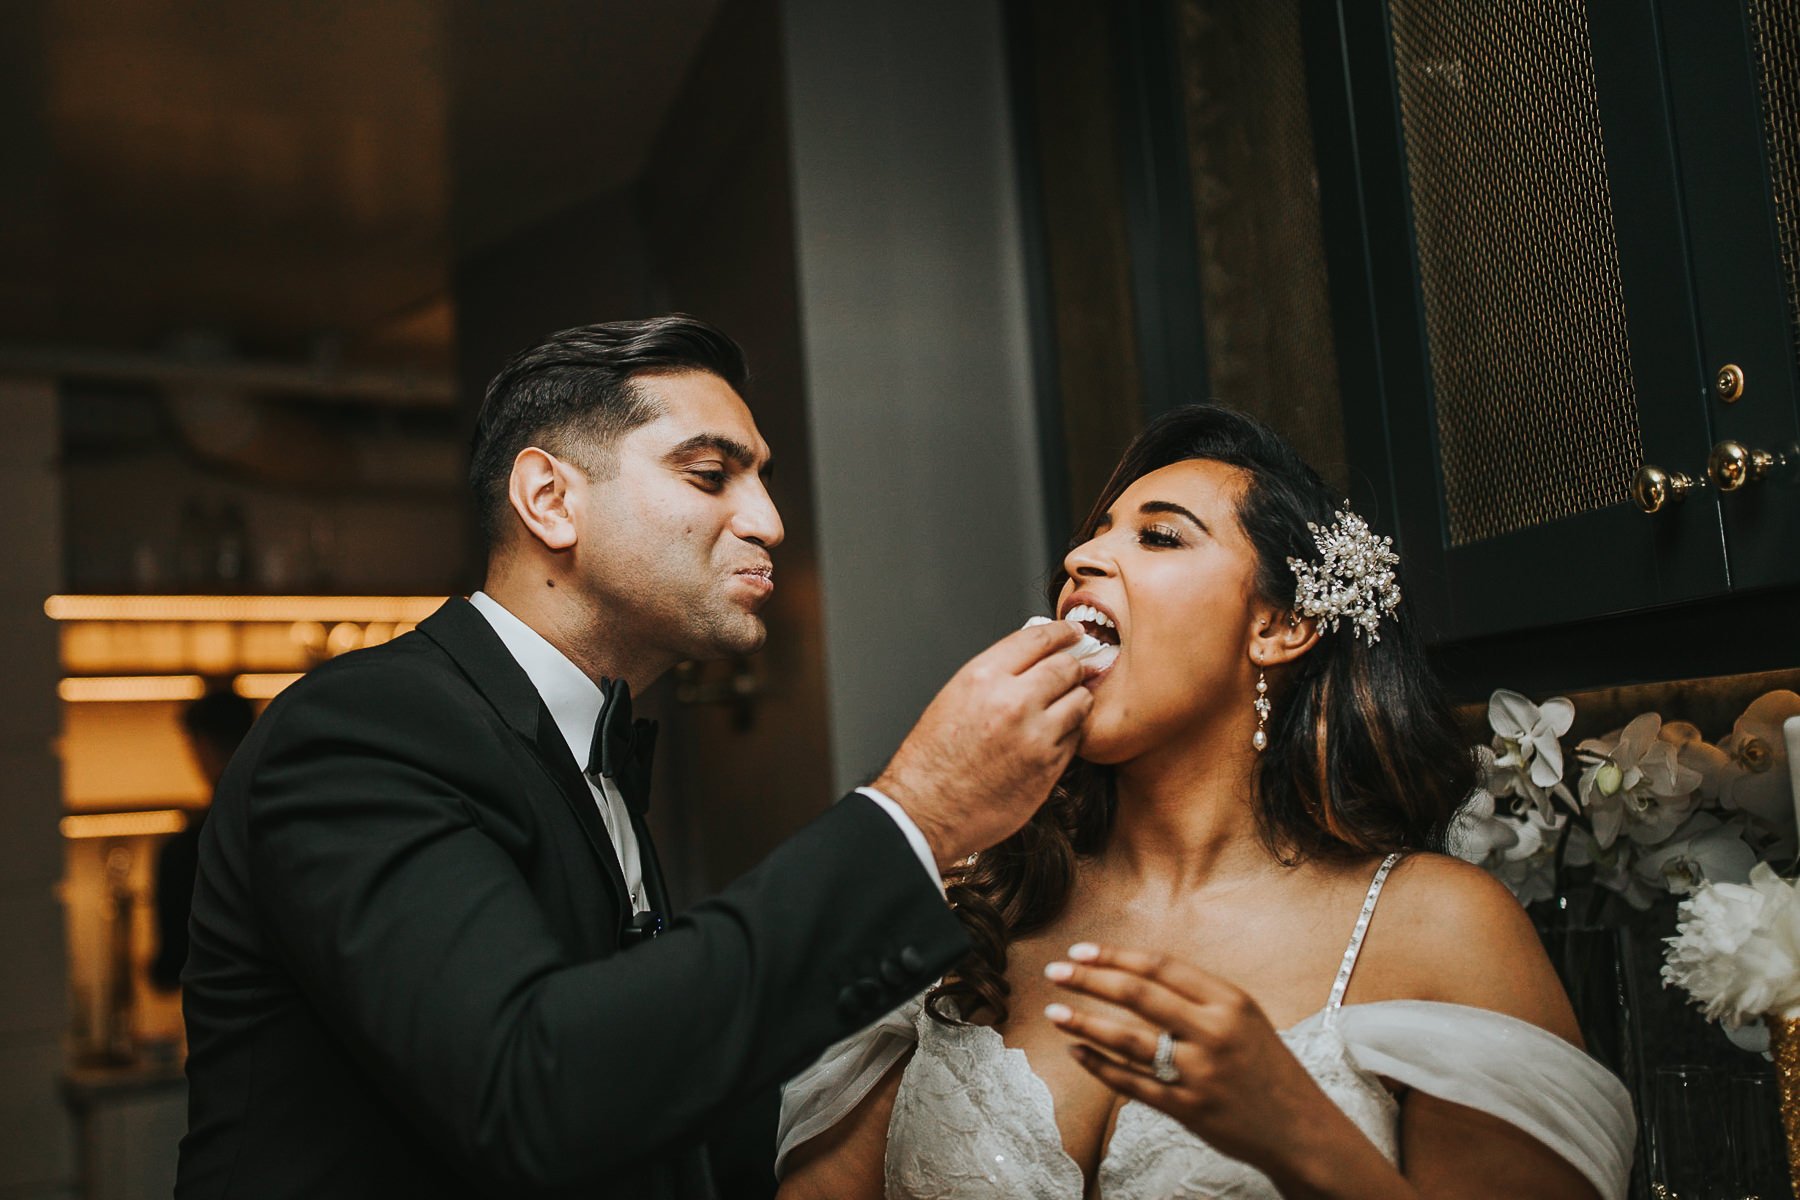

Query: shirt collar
[467,591,603,771]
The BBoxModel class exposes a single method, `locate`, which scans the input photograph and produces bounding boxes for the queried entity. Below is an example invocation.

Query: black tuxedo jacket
[177,598,967,1199]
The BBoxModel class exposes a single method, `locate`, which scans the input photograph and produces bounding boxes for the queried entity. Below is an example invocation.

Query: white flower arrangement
[1451,689,1800,911]
[1663,864,1800,1028]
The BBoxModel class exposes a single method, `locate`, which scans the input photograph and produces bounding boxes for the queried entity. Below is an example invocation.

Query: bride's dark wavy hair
[928,404,1476,1025]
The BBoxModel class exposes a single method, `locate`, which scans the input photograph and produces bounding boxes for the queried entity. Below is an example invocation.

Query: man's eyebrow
[664,433,773,477]
[1138,500,1209,533]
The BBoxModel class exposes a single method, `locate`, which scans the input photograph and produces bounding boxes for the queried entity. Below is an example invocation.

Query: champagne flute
[1651,1065,1728,1200]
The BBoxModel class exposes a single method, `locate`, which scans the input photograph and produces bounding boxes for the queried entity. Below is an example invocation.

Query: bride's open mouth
[1061,600,1121,676]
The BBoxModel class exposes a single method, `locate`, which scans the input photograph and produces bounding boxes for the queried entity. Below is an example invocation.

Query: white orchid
[1446,787,1518,864]
[1466,690,1783,922]
[1663,863,1800,1027]
[1492,808,1565,906]
[1629,812,1757,898]
[1485,690,1578,820]
[1659,720,1735,798]
[1575,713,1703,849]
[1451,793,1564,906]
[1565,825,1658,910]
[1710,691,1800,857]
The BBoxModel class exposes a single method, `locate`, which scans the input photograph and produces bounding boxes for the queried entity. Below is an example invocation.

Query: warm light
[326,622,364,656]
[60,810,189,839]
[44,595,447,623]
[232,673,305,700]
[58,675,208,703]
[59,672,309,702]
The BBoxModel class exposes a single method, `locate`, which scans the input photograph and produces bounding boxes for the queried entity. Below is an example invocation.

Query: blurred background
[0,1,1796,1196]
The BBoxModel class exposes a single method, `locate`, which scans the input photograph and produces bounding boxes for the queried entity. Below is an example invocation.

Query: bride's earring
[1252,671,1270,752]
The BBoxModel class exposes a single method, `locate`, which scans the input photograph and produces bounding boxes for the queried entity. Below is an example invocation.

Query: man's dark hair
[467,314,749,548]
[182,689,256,755]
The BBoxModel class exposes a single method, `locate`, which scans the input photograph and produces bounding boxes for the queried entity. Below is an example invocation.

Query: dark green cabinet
[1306,0,1800,645]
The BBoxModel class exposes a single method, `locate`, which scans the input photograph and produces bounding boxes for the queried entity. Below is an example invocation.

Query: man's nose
[734,480,785,549]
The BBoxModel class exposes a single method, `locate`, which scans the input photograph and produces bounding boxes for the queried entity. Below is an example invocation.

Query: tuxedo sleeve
[244,659,968,1191]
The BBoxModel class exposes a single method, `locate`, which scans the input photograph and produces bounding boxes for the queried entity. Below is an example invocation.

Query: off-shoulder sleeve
[776,993,926,1177]
[1335,1000,1636,1200]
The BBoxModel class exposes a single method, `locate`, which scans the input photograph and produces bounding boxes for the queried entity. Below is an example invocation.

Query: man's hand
[873,620,1095,868]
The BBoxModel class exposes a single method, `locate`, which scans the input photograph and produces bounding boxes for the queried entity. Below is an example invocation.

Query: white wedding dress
[777,854,1636,1199]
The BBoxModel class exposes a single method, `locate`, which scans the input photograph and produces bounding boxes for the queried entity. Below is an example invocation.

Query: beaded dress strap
[1324,853,1403,1025]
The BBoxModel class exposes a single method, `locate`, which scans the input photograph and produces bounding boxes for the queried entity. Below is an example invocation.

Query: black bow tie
[586,677,658,816]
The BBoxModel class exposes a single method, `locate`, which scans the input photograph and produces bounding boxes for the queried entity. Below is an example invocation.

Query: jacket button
[837,985,863,1019]
[898,945,924,973]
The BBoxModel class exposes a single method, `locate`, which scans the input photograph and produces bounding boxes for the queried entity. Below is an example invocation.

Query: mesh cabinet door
[1661,0,1800,593]
[1359,0,1731,641]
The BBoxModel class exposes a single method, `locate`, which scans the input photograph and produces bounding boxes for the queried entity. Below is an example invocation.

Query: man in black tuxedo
[176,316,1094,1199]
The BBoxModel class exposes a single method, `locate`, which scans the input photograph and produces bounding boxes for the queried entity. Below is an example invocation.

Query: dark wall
[637,0,835,899]
[452,187,657,589]
[449,0,831,908]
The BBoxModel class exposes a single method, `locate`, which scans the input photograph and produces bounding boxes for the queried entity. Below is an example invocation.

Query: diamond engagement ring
[1151,1030,1180,1084]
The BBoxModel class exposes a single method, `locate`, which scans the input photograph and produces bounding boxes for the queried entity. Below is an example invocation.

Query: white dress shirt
[469,591,650,913]
[467,592,942,909]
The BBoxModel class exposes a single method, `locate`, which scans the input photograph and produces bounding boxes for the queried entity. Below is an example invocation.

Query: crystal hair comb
[1286,509,1401,643]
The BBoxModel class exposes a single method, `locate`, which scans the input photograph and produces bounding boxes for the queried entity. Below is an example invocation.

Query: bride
[775,406,1634,1198]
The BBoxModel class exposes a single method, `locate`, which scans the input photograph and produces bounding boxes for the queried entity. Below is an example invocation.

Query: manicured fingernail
[1044,961,1074,981]
[1044,1003,1072,1023]
[1068,942,1100,961]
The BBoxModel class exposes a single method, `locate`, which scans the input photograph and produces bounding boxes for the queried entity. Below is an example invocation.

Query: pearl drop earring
[1252,671,1270,751]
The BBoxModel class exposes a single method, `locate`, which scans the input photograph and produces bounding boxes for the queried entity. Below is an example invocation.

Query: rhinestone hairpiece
[1286,509,1401,643]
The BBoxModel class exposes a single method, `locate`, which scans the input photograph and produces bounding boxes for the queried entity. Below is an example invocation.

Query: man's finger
[1044,685,1094,743]
[982,619,1085,675]
[1017,644,1087,704]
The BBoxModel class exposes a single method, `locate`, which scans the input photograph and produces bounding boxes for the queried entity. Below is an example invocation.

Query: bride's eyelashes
[1136,524,1184,549]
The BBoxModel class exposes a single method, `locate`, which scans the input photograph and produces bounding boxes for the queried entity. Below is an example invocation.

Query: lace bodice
[883,854,1403,1199]
[778,853,1634,1199]
[888,1003,1396,1198]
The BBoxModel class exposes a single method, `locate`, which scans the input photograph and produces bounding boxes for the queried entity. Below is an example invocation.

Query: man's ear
[1248,606,1319,669]
[506,447,581,552]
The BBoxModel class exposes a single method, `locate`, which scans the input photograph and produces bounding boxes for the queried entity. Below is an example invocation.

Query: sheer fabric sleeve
[1335,1000,1635,1200]
[775,993,925,1177]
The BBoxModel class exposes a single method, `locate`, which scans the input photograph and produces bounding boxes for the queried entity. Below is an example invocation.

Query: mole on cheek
[546,579,555,588]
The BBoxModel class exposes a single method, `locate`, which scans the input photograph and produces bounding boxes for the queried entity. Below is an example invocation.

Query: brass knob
[1715,363,1745,403]
[1632,464,1694,513]
[1707,440,1776,491]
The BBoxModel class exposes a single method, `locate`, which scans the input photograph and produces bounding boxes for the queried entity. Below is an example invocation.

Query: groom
[176,315,1093,1199]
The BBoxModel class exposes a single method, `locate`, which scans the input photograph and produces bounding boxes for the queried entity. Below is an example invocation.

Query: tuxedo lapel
[417,598,632,914]
[532,707,634,912]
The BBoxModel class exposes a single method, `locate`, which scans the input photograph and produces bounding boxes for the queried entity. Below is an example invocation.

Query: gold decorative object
[1767,1015,1800,1194]
[1715,362,1746,402]
[1631,464,1694,513]
[1708,440,1778,491]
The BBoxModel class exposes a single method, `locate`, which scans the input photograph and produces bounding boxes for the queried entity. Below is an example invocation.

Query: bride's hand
[1043,942,1381,1190]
